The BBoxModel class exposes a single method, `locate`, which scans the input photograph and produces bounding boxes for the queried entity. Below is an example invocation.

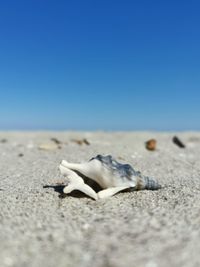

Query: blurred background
[0,0,199,131]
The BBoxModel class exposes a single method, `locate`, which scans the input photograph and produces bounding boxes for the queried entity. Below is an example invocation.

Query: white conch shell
[59,155,161,200]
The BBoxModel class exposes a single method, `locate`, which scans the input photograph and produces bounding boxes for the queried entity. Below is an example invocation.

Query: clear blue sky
[0,0,199,130]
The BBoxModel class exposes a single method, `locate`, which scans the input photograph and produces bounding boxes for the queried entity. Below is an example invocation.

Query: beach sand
[0,131,200,267]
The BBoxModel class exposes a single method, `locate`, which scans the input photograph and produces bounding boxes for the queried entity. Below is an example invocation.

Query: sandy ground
[0,131,200,267]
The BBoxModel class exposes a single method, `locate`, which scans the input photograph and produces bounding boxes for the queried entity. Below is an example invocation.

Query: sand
[0,131,200,267]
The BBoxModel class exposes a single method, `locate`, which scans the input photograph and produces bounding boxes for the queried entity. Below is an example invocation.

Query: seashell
[145,139,157,151]
[59,155,161,200]
[38,143,61,151]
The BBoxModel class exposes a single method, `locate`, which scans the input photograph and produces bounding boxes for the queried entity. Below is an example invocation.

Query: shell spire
[136,175,161,190]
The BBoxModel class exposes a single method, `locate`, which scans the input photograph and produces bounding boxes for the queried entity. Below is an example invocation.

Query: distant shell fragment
[0,139,7,143]
[145,139,157,151]
[38,143,61,151]
[50,137,62,145]
[172,136,185,148]
[71,138,90,145]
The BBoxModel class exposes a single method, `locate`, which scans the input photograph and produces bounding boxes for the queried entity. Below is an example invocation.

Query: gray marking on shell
[90,155,141,180]
[90,155,134,180]
[90,154,161,190]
